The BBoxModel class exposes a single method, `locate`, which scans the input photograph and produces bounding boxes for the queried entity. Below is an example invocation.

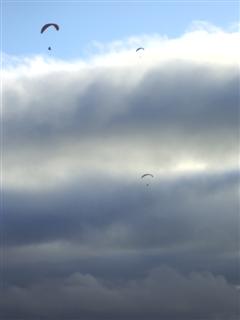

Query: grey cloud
[2,170,239,290]
[4,61,238,174]
[1,267,238,320]
[5,63,238,137]
[3,170,238,248]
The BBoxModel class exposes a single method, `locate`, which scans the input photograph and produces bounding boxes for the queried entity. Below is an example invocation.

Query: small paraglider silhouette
[41,23,59,51]
[141,174,154,186]
[136,47,145,59]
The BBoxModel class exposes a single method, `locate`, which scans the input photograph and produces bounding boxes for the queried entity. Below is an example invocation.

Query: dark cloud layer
[1,171,239,319]
[3,170,239,249]
[1,267,239,320]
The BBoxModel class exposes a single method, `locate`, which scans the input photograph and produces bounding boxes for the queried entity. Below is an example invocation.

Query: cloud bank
[1,24,239,320]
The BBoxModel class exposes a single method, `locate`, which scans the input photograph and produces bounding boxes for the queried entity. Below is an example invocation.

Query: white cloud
[3,24,239,190]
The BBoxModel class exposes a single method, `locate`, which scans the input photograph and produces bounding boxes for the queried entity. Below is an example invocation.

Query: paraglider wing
[41,23,59,34]
[141,174,154,179]
[136,47,144,52]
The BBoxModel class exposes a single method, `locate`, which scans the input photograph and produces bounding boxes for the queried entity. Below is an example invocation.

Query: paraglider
[141,174,154,186]
[136,47,144,59]
[41,23,59,51]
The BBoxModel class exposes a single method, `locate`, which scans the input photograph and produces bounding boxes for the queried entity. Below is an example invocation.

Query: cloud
[2,170,239,248]
[1,24,239,319]
[3,170,239,289]
[3,26,239,190]
[1,266,238,320]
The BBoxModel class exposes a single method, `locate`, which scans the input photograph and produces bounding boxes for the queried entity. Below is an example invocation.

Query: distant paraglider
[41,23,59,51]
[136,47,145,59]
[141,174,154,186]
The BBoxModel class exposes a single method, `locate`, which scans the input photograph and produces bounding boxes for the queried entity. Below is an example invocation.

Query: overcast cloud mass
[1,24,240,320]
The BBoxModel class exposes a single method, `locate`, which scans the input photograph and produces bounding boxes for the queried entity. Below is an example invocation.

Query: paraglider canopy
[136,47,144,52]
[141,174,154,179]
[41,23,59,34]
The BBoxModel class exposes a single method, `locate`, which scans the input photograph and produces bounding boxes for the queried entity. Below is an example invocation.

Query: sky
[2,0,240,58]
[1,1,240,320]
